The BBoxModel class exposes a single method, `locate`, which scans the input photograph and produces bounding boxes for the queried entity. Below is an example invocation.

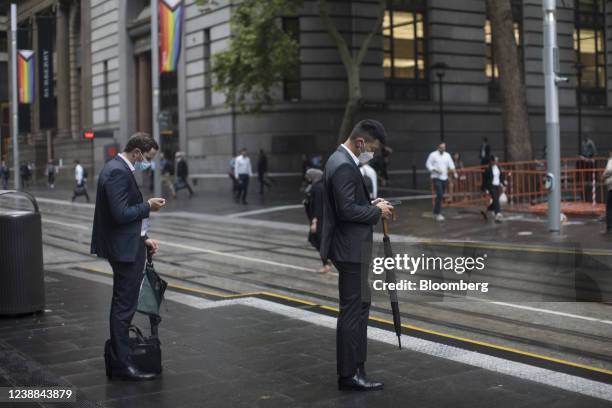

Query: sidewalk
[0,269,610,407]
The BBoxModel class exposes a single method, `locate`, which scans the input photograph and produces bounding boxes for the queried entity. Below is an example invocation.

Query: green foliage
[198,0,302,111]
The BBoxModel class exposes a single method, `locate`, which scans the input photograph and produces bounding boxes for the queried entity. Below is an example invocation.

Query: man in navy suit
[91,132,166,380]
[320,120,393,391]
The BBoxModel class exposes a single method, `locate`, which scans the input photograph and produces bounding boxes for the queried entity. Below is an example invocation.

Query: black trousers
[237,174,250,202]
[487,185,501,214]
[333,261,371,377]
[108,239,146,366]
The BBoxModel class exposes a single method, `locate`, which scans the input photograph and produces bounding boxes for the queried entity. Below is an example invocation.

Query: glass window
[574,0,606,106]
[383,0,428,100]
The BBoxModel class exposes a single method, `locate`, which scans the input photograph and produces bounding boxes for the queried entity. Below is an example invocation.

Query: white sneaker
[436,214,445,222]
[495,213,503,222]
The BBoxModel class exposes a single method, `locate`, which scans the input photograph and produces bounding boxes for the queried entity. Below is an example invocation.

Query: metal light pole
[432,62,448,142]
[151,0,162,197]
[10,3,20,190]
[543,0,562,232]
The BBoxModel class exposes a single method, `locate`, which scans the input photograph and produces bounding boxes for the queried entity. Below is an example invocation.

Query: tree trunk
[319,0,385,147]
[487,0,533,162]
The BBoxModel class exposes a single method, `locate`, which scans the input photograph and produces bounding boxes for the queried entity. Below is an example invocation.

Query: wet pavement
[0,270,610,408]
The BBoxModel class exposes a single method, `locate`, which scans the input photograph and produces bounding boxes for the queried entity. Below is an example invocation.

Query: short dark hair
[349,119,387,145]
[124,132,159,153]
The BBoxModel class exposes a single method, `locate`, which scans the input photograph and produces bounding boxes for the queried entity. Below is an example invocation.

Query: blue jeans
[433,178,447,215]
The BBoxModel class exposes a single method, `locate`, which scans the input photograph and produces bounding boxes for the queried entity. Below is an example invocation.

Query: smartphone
[387,200,402,207]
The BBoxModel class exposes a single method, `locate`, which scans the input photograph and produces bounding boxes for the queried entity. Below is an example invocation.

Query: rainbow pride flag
[18,50,35,104]
[159,0,184,72]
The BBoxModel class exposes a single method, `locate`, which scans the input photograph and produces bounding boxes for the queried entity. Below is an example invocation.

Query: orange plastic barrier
[431,157,609,216]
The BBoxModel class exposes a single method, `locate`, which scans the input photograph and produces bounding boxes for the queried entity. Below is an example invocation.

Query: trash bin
[0,191,44,315]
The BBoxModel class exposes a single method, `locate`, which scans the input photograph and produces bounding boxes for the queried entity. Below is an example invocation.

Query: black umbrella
[382,210,402,349]
[138,250,168,323]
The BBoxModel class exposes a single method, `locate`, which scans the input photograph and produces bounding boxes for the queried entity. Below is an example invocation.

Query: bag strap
[128,324,146,342]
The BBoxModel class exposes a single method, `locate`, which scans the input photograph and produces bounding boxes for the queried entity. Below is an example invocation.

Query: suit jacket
[320,147,381,263]
[90,156,150,262]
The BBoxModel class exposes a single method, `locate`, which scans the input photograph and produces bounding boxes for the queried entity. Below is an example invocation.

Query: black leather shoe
[111,364,157,381]
[338,371,383,391]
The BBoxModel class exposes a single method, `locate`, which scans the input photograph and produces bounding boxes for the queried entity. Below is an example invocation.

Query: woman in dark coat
[304,168,331,273]
[481,155,505,223]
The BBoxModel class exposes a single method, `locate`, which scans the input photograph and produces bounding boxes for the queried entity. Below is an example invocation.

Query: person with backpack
[303,168,331,274]
[46,159,57,189]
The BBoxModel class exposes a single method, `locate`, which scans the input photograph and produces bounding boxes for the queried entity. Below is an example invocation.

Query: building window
[0,31,6,53]
[383,0,428,101]
[203,29,212,107]
[574,0,606,106]
[282,17,300,102]
[485,0,523,103]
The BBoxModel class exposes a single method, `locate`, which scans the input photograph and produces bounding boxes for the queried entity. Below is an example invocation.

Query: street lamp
[575,62,584,154]
[432,62,448,141]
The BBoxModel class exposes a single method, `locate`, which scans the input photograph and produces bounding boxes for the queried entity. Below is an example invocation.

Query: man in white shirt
[72,159,90,202]
[234,148,253,204]
[425,142,456,221]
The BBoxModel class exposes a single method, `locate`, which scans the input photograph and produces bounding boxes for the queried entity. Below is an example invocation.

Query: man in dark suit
[320,120,394,391]
[91,132,166,380]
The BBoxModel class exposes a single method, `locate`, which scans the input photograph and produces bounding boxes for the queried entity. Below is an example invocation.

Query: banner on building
[17,50,35,104]
[37,16,55,129]
[159,0,184,72]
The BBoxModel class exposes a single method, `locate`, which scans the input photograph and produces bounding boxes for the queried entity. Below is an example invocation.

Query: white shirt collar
[340,144,360,166]
[118,153,135,172]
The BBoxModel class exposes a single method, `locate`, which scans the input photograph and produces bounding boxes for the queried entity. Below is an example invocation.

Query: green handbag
[137,255,168,317]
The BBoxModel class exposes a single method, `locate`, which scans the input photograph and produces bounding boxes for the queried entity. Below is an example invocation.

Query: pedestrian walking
[602,150,612,234]
[234,148,252,205]
[72,159,90,202]
[160,152,176,198]
[479,137,491,165]
[90,132,165,380]
[174,152,194,198]
[257,149,273,194]
[480,155,505,223]
[0,161,9,189]
[425,142,457,221]
[20,163,30,188]
[320,119,394,391]
[46,159,57,189]
[303,168,331,274]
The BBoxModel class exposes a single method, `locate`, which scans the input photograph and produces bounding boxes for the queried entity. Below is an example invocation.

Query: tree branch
[319,0,354,71]
[356,0,385,67]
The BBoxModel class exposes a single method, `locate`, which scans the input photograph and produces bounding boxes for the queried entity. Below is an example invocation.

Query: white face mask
[358,151,374,164]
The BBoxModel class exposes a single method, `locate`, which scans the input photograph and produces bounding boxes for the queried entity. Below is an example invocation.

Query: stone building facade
[3,0,612,181]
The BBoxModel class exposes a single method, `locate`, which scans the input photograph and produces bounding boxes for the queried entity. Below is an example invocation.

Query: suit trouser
[333,261,370,377]
[108,239,146,366]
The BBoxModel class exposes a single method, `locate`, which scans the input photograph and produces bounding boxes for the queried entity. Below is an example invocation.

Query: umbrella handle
[382,218,389,237]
